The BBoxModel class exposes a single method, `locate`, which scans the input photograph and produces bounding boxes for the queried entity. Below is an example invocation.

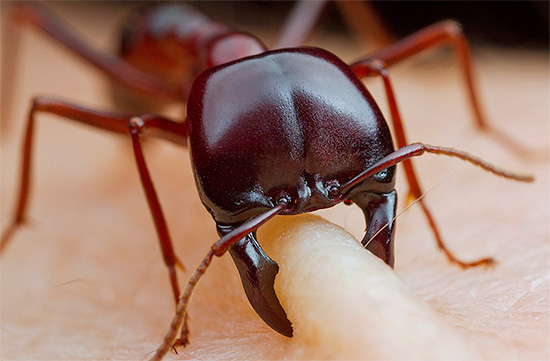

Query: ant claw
[176,322,190,348]
[175,336,189,348]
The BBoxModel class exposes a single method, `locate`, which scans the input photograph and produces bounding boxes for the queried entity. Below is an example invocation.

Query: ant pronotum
[1,2,543,360]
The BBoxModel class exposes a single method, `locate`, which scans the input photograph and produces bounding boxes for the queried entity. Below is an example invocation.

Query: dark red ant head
[187,47,396,225]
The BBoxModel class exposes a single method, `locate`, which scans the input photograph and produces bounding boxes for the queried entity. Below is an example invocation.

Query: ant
[0,2,535,360]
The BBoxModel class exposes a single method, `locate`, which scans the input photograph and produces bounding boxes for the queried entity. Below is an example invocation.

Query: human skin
[1,2,548,360]
[258,214,483,360]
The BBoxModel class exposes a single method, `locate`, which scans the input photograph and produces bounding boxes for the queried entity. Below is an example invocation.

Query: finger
[259,214,481,360]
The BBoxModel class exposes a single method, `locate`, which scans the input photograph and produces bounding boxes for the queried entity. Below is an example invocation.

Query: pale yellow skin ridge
[259,214,480,360]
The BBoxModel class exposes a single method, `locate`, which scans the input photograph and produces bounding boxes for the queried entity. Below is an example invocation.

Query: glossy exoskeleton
[0,3,533,360]
[189,47,397,335]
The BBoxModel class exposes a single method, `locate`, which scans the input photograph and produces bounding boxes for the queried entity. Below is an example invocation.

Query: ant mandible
[0,2,533,360]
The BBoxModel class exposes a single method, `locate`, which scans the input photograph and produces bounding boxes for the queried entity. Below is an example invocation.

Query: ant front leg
[8,3,182,102]
[352,20,532,156]
[274,0,328,48]
[339,143,533,269]
[1,96,188,304]
[351,56,495,269]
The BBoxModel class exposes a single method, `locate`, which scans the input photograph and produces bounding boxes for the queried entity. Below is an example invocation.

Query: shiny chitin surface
[187,47,397,335]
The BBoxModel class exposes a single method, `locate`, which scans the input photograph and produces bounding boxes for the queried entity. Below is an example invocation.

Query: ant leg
[352,60,496,268]
[1,96,188,303]
[351,20,531,155]
[352,21,485,127]
[1,98,126,252]
[11,3,181,101]
[276,1,393,50]
[150,203,287,361]
[340,141,533,268]
[1,4,23,134]
[274,0,328,48]
[335,2,395,50]
[128,116,187,302]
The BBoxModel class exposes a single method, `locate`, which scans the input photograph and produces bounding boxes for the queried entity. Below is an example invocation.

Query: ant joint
[369,59,387,72]
[129,116,145,133]
[442,20,463,37]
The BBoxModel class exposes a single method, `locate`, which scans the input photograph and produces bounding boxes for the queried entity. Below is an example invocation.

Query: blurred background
[192,1,549,49]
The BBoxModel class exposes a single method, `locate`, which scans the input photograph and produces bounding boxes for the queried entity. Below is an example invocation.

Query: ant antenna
[363,173,453,249]
[149,201,287,361]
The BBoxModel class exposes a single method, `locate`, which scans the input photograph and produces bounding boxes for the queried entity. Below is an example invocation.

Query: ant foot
[453,256,497,269]
[175,335,189,348]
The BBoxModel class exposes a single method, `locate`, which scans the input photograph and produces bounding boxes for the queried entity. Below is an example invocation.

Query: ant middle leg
[1,96,188,303]
[6,2,182,103]
[274,0,328,48]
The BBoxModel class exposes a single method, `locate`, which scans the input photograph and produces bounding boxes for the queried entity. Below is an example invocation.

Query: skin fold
[258,214,482,360]
[1,2,548,360]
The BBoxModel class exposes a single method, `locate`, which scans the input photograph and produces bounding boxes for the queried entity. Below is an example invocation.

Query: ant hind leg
[1,96,188,303]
